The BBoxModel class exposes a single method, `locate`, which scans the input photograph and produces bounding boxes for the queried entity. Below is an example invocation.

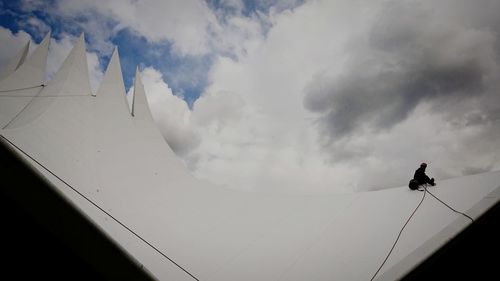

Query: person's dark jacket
[414,167,433,185]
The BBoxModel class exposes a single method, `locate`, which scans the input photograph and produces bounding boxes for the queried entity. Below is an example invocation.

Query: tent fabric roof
[40,34,92,97]
[0,40,29,80]
[1,34,498,281]
[0,31,49,93]
[0,32,50,129]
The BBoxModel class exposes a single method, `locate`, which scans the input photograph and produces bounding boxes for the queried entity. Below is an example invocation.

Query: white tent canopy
[0,32,49,129]
[0,39,29,80]
[1,33,498,281]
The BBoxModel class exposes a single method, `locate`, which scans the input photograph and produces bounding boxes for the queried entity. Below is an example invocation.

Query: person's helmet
[421,162,427,167]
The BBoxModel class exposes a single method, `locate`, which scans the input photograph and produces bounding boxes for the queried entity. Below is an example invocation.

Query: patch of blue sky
[0,2,207,108]
[206,0,304,17]
[206,0,305,39]
[1,0,304,109]
[241,0,276,16]
[244,0,305,16]
[155,53,213,108]
[0,1,73,43]
[0,2,107,78]
[0,0,53,40]
[0,2,29,35]
[112,28,212,108]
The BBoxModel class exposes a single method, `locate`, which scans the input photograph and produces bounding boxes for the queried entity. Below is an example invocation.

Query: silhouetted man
[414,163,435,186]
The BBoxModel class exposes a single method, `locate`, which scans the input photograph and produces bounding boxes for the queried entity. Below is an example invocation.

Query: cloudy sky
[1,0,499,192]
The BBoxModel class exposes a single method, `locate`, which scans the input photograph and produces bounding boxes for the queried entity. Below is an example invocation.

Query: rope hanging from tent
[0,84,45,92]
[425,187,475,222]
[370,184,475,280]
[370,187,427,281]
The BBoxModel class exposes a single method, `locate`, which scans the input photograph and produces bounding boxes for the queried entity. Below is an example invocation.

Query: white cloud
[52,0,218,56]
[86,51,103,94]
[139,67,200,157]
[8,0,500,192]
[29,0,287,58]
[21,16,50,35]
[148,0,500,192]
[179,0,382,192]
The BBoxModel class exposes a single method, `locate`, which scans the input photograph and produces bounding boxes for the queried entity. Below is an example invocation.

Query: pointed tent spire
[0,40,30,80]
[95,47,129,112]
[0,31,50,93]
[131,67,154,120]
[2,34,93,130]
[41,33,92,96]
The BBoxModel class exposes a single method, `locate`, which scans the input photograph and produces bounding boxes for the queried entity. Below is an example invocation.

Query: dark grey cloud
[303,0,500,145]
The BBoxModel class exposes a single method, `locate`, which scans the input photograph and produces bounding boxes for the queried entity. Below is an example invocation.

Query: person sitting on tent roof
[414,163,435,186]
